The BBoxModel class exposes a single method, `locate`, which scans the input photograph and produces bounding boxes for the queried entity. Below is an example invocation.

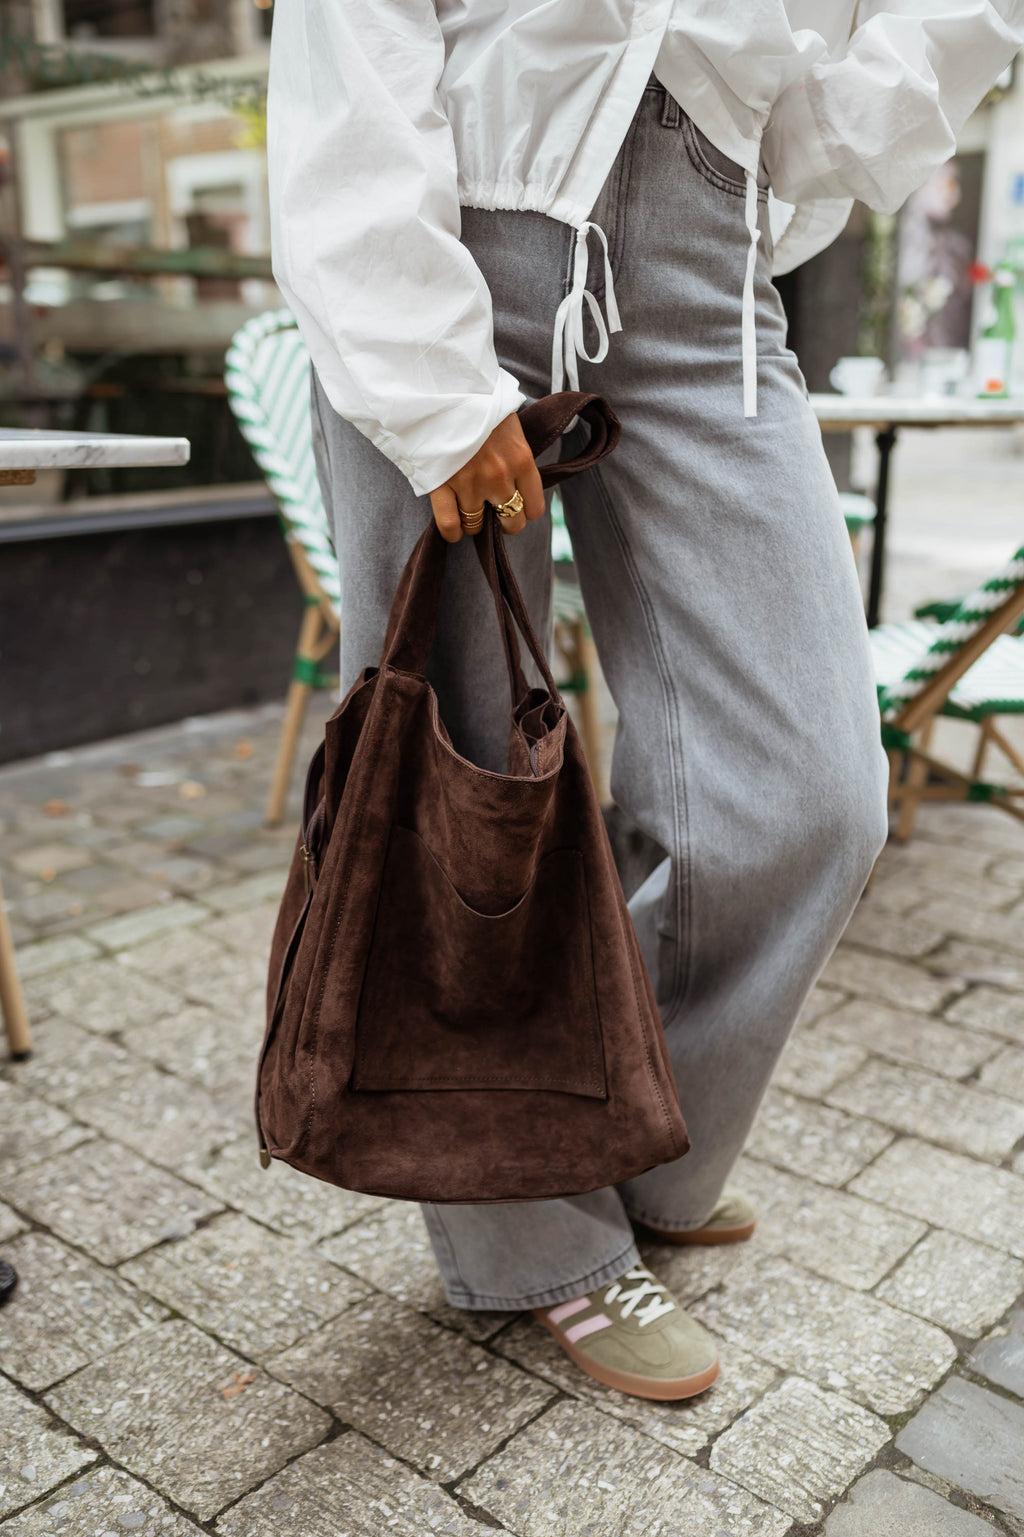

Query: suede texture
[256,392,690,1202]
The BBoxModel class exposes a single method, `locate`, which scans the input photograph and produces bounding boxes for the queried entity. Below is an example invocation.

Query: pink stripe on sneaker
[547,1297,591,1326]
[565,1313,613,1343]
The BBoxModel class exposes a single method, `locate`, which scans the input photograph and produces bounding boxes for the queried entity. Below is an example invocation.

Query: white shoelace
[603,1265,675,1327]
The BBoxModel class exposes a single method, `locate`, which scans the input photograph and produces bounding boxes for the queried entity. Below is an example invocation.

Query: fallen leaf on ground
[39,868,56,883]
[179,781,207,800]
[220,1371,257,1400]
[44,800,71,817]
[234,741,254,760]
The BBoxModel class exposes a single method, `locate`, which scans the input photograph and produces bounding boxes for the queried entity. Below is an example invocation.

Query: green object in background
[915,596,1024,635]
[976,264,1017,398]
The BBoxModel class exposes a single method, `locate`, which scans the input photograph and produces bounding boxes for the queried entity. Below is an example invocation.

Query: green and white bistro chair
[225,311,341,826]
[869,540,1024,840]
[550,491,604,793]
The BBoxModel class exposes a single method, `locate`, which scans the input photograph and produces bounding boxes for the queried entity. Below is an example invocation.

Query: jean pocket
[352,825,607,1097]
[681,114,754,197]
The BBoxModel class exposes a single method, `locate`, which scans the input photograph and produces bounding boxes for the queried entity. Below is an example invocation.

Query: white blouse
[267,0,1024,495]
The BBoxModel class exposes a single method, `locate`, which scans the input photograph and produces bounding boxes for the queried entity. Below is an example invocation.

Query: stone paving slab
[9,934,99,979]
[708,1376,890,1522]
[933,943,1024,996]
[770,1029,868,1099]
[213,1433,486,1537]
[491,1311,778,1457]
[46,1319,331,1522]
[83,897,208,952]
[7,1015,140,1108]
[840,906,947,960]
[821,947,963,1014]
[875,1230,1024,1337]
[0,1200,25,1241]
[163,948,266,1015]
[319,1204,510,1342]
[179,1137,388,1245]
[896,1374,1024,1520]
[23,955,183,1035]
[3,1138,222,1265]
[824,1468,1001,1536]
[121,1003,259,1100]
[0,1231,167,1390]
[0,1375,97,1521]
[111,926,230,982]
[743,1085,894,1186]
[72,1064,249,1171]
[120,1211,367,1358]
[977,1042,1024,1102]
[10,843,94,878]
[826,1058,1024,1162]
[813,998,1000,1079]
[914,898,1024,957]
[200,901,279,956]
[849,1138,1024,1259]
[970,1308,1024,1396]
[459,1399,792,1537]
[268,1292,555,1482]
[0,1464,207,1535]
[690,1253,956,1414]
[0,1082,94,1180]
[733,1157,926,1290]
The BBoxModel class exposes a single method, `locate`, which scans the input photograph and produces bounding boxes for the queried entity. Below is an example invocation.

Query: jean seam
[441,1239,641,1311]
[586,463,692,1018]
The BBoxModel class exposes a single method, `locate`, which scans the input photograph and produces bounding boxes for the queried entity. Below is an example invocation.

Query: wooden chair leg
[574,624,607,802]
[971,717,994,779]
[265,603,323,827]
[894,721,935,843]
[0,873,32,1059]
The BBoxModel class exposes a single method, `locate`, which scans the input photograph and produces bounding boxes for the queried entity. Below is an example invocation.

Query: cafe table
[0,425,190,1062]
[810,394,1024,628]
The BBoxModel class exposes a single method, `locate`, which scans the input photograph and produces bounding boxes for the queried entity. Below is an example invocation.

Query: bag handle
[381,392,619,682]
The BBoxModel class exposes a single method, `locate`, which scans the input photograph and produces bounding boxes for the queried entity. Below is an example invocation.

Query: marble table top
[0,427,191,470]
[810,393,1024,430]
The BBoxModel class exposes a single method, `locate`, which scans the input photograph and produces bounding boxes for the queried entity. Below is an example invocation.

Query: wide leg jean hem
[438,1237,641,1312]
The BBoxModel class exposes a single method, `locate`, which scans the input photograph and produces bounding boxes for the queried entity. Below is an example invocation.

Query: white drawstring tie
[551,220,622,394]
[741,169,760,418]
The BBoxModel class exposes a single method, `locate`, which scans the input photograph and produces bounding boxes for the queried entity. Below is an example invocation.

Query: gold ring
[493,488,524,520]
[458,502,486,534]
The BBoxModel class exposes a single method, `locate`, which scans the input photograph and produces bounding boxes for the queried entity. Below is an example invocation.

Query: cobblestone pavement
[2,700,1024,1536]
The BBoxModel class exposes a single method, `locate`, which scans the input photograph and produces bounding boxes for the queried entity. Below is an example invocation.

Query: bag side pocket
[352,825,607,1097]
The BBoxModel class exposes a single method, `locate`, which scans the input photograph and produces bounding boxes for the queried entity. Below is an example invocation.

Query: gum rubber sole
[638,1217,757,1246]
[532,1309,720,1401]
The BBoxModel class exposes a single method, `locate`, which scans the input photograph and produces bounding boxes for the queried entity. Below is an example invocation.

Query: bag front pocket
[352,825,607,1097]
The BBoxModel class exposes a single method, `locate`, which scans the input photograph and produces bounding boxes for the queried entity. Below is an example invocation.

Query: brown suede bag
[256,391,689,1202]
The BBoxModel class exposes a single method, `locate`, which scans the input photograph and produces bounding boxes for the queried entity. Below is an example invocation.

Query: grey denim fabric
[310,84,889,1311]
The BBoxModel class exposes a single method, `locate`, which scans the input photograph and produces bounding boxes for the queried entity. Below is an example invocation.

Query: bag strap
[381,392,620,682]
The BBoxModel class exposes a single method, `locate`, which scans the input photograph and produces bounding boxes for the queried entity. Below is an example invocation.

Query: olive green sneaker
[637,1184,757,1246]
[532,1263,719,1400]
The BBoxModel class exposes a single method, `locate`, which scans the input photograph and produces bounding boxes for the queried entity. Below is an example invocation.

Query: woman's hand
[428,412,545,543]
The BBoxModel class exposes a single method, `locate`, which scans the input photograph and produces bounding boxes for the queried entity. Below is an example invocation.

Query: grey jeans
[310,83,889,1310]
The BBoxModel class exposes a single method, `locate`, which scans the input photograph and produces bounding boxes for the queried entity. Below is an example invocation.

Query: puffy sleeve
[266,0,525,496]
[763,1,1024,213]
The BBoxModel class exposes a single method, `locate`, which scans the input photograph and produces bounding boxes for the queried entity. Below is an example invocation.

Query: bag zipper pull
[300,843,313,895]
[258,1144,271,1169]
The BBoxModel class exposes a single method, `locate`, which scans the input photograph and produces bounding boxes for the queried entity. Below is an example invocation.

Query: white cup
[829,356,887,397]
